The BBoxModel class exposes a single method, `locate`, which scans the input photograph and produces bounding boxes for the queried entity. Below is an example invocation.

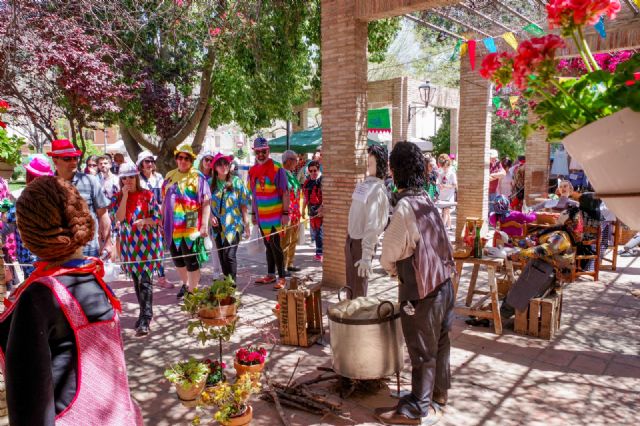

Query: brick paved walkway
[116,227,640,426]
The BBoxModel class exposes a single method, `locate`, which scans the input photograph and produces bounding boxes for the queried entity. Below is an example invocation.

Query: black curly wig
[367,144,388,180]
[389,141,425,190]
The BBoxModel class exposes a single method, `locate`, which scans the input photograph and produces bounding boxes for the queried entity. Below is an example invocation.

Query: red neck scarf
[4,258,121,312]
[249,158,278,186]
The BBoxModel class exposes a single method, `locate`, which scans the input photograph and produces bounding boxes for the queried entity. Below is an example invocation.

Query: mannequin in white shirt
[344,145,390,298]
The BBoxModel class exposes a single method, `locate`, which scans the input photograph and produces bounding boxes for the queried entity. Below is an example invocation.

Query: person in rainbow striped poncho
[248,137,289,290]
[162,144,211,299]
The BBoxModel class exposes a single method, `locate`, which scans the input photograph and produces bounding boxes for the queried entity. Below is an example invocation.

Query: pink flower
[209,27,222,37]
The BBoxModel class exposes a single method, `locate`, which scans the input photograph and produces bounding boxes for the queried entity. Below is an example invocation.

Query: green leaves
[0,129,25,165]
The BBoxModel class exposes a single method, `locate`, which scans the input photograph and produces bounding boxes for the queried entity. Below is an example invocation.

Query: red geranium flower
[512,35,566,90]
[479,52,515,89]
[0,121,6,129]
[547,0,621,31]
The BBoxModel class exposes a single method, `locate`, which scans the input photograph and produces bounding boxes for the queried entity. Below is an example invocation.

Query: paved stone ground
[116,224,640,426]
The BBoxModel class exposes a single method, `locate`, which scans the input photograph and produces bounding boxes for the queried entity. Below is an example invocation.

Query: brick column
[524,112,550,203]
[392,77,408,145]
[455,54,492,240]
[449,108,459,157]
[321,0,369,287]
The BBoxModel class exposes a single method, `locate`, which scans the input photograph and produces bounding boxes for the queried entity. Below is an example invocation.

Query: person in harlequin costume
[0,176,142,425]
[248,137,289,290]
[344,144,389,298]
[111,161,163,336]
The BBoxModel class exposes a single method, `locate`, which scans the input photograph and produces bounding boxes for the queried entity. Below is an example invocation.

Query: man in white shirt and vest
[376,141,455,426]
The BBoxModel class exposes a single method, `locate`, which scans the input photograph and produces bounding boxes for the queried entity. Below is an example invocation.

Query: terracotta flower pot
[221,405,253,426]
[0,161,14,179]
[563,108,640,229]
[198,299,237,326]
[174,379,206,402]
[234,361,264,383]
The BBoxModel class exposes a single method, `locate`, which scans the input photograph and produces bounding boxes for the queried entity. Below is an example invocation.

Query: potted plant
[204,358,227,390]
[201,373,261,426]
[0,100,24,179]
[479,0,640,228]
[234,345,267,379]
[164,358,210,402]
[183,275,238,325]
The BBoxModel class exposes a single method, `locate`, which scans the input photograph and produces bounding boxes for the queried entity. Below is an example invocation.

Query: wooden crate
[277,279,323,347]
[514,289,563,340]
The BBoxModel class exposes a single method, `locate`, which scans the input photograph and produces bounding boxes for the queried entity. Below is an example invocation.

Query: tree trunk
[120,125,143,166]
[192,102,213,155]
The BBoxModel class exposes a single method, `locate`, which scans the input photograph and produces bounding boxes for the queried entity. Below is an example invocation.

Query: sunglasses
[60,156,78,162]
[175,155,192,161]
[254,149,268,154]
[308,168,319,173]
[87,164,97,168]
[203,157,213,163]
[143,159,156,164]
[121,175,136,181]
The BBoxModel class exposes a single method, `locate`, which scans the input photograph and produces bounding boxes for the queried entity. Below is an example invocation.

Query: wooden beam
[405,14,466,40]
[356,0,460,21]
[458,3,514,32]
[431,9,493,38]
[622,0,640,15]
[494,1,539,26]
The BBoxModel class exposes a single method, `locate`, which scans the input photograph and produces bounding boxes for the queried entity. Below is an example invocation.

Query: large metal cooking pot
[328,288,404,380]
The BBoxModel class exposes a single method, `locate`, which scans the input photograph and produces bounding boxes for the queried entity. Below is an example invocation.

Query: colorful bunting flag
[492,96,501,109]
[594,16,606,38]
[460,41,468,58]
[509,96,519,109]
[523,23,545,36]
[468,39,477,70]
[450,39,463,61]
[502,32,519,51]
[483,37,497,53]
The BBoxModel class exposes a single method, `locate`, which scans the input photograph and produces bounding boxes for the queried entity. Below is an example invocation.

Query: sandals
[255,275,277,285]
[273,278,286,290]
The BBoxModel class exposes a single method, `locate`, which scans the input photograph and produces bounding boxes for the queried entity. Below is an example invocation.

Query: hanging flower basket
[562,108,640,229]
[0,161,13,179]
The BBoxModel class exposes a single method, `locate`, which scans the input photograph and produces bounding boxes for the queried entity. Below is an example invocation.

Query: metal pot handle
[338,286,353,301]
[377,300,395,320]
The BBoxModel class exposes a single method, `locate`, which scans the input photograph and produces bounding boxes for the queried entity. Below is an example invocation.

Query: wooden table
[453,257,514,335]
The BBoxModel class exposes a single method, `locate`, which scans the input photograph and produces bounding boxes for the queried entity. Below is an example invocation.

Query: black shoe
[287,266,301,272]
[134,317,142,329]
[176,284,188,300]
[135,323,150,337]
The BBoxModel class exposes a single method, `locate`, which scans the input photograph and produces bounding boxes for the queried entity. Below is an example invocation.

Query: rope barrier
[6,213,321,268]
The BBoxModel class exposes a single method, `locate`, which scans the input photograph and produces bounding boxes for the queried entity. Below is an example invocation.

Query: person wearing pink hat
[13,155,54,278]
[48,139,112,258]
[25,155,54,181]
[210,151,249,281]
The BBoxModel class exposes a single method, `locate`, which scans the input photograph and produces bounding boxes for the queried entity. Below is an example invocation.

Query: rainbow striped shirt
[249,161,288,237]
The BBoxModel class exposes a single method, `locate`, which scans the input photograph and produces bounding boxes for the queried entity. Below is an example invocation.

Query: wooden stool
[453,257,513,335]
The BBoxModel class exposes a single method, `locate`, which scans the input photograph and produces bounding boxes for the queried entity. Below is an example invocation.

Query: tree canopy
[0,0,399,171]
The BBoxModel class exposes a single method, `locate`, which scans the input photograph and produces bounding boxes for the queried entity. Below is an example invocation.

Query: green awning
[268,127,380,154]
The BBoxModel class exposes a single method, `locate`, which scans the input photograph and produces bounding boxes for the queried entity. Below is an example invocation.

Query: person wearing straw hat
[111,161,162,336]
[162,143,211,299]
[48,139,112,258]
[247,137,289,290]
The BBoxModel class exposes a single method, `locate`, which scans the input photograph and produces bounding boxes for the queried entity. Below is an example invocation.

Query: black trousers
[397,279,454,419]
[216,232,240,281]
[132,272,153,323]
[345,236,368,298]
[261,228,285,278]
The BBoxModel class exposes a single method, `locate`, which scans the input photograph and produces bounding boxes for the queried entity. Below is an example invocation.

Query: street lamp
[408,80,437,123]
